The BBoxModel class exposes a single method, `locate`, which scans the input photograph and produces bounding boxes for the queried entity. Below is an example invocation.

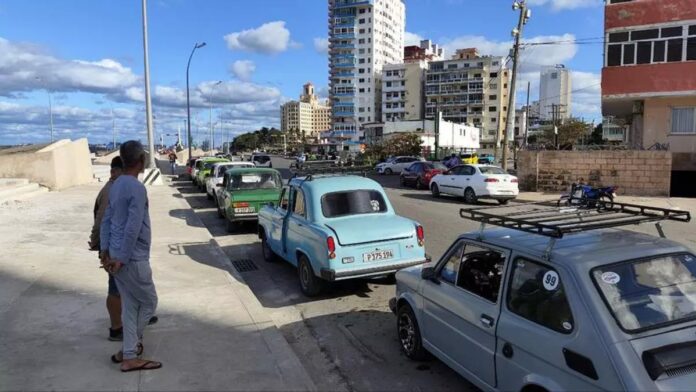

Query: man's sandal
[121,360,162,372]
[110,343,144,363]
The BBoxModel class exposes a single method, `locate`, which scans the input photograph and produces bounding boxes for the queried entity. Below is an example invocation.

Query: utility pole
[524,80,530,148]
[502,0,531,171]
[434,104,440,160]
[111,105,116,150]
[141,0,156,169]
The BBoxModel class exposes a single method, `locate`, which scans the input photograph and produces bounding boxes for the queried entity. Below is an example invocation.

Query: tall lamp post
[186,42,206,160]
[34,77,54,143]
[141,0,156,169]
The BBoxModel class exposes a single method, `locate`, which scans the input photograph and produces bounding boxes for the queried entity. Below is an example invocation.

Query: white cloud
[224,21,293,54]
[229,60,256,81]
[0,37,139,97]
[526,0,599,11]
[313,37,329,55]
[404,31,424,46]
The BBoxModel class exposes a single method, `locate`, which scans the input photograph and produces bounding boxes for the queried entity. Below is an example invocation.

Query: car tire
[464,187,477,204]
[498,199,510,205]
[261,234,276,262]
[431,183,440,198]
[397,304,428,361]
[225,219,238,233]
[399,176,406,186]
[216,202,224,218]
[385,168,393,175]
[206,192,213,200]
[415,177,423,190]
[298,255,324,297]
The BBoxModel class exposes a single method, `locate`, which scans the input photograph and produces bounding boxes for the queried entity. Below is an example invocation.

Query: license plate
[234,207,255,214]
[363,249,394,262]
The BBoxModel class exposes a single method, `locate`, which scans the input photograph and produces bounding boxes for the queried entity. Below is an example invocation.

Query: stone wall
[0,138,93,190]
[517,150,672,196]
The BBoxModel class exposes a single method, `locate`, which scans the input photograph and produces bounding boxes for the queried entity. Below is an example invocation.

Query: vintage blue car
[258,174,427,296]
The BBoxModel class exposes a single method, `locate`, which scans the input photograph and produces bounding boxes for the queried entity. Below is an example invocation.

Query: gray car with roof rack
[390,201,694,391]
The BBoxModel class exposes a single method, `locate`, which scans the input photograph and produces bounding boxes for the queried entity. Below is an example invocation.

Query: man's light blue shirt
[100,175,151,264]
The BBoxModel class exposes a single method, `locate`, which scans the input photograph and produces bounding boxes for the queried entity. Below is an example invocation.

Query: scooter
[558,183,618,208]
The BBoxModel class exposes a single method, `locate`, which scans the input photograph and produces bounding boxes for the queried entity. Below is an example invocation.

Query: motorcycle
[558,183,618,208]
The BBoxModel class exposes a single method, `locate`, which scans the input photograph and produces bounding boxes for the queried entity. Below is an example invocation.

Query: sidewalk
[517,191,696,211]
[0,178,315,391]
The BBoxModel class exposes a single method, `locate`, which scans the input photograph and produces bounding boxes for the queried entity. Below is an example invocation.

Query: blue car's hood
[325,214,416,246]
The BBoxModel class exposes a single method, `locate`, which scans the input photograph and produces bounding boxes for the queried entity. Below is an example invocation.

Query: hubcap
[301,263,309,288]
[398,313,416,354]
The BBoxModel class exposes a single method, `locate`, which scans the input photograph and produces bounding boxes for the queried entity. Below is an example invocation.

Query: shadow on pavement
[401,192,498,207]
[168,208,207,228]
[279,309,475,392]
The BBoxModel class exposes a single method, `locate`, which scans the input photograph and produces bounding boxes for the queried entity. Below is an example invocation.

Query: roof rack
[460,201,691,240]
[290,164,373,181]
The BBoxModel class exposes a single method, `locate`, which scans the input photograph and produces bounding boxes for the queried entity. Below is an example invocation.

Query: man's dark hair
[110,156,124,169]
[120,140,145,169]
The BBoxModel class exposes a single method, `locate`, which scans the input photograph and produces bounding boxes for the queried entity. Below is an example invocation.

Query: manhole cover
[231,258,258,273]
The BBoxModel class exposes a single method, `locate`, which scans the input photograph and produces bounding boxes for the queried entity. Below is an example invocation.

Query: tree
[543,119,592,149]
[588,123,604,145]
[381,133,423,157]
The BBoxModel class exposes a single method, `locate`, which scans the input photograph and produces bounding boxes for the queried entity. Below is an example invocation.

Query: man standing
[168,151,177,175]
[101,141,161,372]
[89,156,124,341]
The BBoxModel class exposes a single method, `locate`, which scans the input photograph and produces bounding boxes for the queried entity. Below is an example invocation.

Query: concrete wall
[0,138,93,190]
[643,97,696,171]
[517,150,672,196]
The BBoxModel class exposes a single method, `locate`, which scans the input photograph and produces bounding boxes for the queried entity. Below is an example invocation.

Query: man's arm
[99,200,113,257]
[114,183,146,263]
[89,186,109,249]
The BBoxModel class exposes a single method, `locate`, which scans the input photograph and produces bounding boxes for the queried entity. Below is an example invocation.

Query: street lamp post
[141,0,156,169]
[186,42,206,160]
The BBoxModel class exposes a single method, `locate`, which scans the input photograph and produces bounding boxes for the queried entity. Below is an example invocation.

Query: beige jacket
[89,179,114,250]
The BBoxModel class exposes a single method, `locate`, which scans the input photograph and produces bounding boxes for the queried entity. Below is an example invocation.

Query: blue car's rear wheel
[397,304,428,361]
[298,255,323,297]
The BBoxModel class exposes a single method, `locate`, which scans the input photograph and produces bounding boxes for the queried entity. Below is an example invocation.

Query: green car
[195,157,229,190]
[215,168,283,232]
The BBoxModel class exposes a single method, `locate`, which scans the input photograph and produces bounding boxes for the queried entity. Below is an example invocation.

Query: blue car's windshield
[593,254,696,332]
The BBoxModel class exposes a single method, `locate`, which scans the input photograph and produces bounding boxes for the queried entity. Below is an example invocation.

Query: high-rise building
[602,0,696,182]
[404,39,444,62]
[280,82,331,139]
[539,65,571,121]
[424,48,509,150]
[328,0,405,140]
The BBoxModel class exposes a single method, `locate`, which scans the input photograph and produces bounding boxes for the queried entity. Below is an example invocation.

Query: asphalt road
[174,157,694,392]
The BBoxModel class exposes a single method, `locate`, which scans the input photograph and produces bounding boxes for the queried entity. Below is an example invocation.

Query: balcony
[332,71,355,78]
[331,43,355,49]
[333,33,355,40]
[333,0,372,10]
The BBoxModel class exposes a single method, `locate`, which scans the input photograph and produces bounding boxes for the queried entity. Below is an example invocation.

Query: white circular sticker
[542,271,560,291]
[601,272,621,285]
[562,322,573,331]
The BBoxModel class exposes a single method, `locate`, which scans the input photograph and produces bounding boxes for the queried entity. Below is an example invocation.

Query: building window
[489,106,497,112]
[671,107,696,134]
[489,95,497,100]
[606,24,696,66]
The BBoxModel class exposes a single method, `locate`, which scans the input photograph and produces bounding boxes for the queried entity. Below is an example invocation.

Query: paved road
[175,156,695,392]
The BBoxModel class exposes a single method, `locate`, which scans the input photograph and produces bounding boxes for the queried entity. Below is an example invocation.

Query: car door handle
[480,314,494,328]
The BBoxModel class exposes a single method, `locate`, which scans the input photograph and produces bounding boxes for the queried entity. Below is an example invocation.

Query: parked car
[216,167,283,232]
[375,156,424,175]
[195,157,230,190]
[257,174,427,296]
[460,153,479,164]
[251,153,273,167]
[478,153,495,164]
[186,157,199,178]
[390,202,693,392]
[430,164,518,204]
[400,161,448,190]
[205,161,255,200]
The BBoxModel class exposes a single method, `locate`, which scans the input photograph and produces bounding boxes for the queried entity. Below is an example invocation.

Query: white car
[430,164,519,204]
[375,156,423,175]
[251,153,272,167]
[205,162,255,200]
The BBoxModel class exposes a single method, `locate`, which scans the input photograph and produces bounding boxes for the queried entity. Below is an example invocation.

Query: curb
[168,178,317,392]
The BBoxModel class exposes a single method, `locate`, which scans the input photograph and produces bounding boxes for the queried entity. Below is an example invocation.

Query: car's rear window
[425,162,447,171]
[593,254,696,332]
[321,190,387,218]
[479,166,506,175]
[253,155,270,163]
[228,172,281,190]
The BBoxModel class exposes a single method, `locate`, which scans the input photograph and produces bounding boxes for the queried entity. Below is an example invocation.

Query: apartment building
[539,64,572,121]
[280,83,331,139]
[424,48,509,150]
[602,0,696,194]
[381,40,443,122]
[328,0,405,140]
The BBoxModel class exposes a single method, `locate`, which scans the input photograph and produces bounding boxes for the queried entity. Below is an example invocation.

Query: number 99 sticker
[542,270,560,291]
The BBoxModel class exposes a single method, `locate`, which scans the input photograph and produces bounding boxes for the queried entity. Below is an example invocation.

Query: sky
[0,0,605,146]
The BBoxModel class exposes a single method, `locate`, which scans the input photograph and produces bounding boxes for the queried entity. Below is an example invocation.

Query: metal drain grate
[231,258,258,273]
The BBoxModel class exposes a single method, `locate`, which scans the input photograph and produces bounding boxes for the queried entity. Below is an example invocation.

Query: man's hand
[105,260,123,274]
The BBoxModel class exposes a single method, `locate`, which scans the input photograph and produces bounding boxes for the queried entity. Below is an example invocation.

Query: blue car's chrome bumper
[320,259,426,281]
